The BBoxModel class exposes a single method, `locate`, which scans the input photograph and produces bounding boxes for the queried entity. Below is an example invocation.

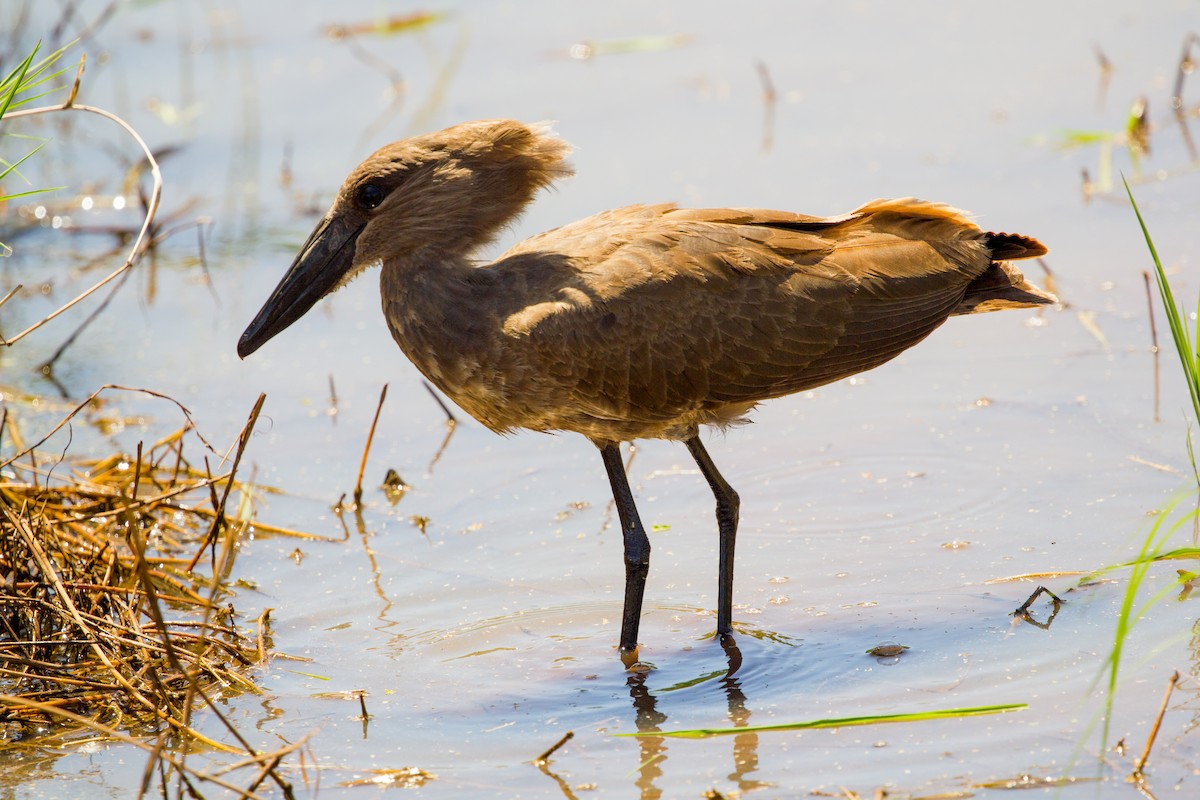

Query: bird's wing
[500,200,995,428]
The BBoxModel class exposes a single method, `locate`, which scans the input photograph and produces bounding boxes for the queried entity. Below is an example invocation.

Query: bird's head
[238,119,573,358]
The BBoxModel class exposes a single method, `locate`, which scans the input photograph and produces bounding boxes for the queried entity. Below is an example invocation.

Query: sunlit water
[3,1,1200,797]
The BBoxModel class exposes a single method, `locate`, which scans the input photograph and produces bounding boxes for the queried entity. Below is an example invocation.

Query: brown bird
[239,119,1054,658]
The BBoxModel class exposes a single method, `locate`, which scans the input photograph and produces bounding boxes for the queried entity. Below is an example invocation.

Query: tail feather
[955,262,1057,315]
[984,231,1048,260]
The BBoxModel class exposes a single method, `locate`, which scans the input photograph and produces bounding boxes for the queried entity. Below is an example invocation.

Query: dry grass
[0,388,303,798]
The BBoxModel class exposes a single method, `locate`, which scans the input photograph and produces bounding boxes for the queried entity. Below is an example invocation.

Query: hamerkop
[239,119,1054,658]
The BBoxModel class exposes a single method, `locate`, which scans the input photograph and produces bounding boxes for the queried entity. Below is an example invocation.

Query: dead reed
[0,388,301,798]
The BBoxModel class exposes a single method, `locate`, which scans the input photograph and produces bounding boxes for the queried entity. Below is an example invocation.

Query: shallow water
[3,1,1200,797]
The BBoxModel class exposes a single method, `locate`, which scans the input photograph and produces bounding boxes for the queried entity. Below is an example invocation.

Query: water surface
[3,2,1199,797]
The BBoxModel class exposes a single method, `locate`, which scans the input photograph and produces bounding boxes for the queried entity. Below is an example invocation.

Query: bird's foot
[619,646,654,673]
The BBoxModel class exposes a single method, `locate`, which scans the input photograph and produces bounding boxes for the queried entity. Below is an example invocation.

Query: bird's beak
[238,214,364,358]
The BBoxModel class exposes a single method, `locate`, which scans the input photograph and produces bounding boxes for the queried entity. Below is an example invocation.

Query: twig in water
[1143,271,1161,423]
[342,34,407,144]
[256,608,273,665]
[0,384,219,471]
[1012,585,1064,630]
[0,695,287,797]
[755,60,776,153]
[1094,45,1111,113]
[327,374,339,425]
[37,263,133,374]
[1171,34,1199,163]
[195,217,219,306]
[422,380,458,425]
[0,283,22,312]
[422,381,457,473]
[185,393,266,571]
[280,140,293,188]
[1014,585,1064,614]
[534,730,574,764]
[174,407,296,799]
[535,759,580,800]
[354,383,389,504]
[1131,670,1180,786]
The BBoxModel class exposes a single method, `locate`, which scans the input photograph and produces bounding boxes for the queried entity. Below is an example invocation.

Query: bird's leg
[685,436,740,638]
[599,442,651,656]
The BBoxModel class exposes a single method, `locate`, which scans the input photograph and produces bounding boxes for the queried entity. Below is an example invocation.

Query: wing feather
[487,199,1035,438]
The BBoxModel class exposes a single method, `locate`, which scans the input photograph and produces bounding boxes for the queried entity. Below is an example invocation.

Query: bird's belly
[394,318,757,442]
[441,372,757,443]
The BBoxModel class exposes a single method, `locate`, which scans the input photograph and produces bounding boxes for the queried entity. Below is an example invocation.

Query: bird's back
[437,198,1050,442]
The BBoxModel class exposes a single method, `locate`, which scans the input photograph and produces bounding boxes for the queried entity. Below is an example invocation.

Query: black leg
[599,442,650,655]
[685,436,740,636]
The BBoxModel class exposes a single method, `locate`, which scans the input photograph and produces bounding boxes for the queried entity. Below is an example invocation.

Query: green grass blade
[2,40,74,91]
[615,703,1027,739]
[0,43,38,91]
[0,138,51,182]
[0,45,37,120]
[1054,129,1115,149]
[1124,175,1200,425]
[0,185,65,202]
[0,42,75,116]
[1194,292,1200,379]
[3,72,73,110]
[1187,426,1200,490]
[1117,545,1200,567]
[1094,491,1197,748]
[4,62,73,95]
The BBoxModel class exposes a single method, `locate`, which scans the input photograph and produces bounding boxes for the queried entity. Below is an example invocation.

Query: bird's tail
[983,231,1046,261]
[953,231,1057,315]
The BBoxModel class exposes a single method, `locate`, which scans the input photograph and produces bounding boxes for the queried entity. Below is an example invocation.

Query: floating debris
[323,11,446,40]
[382,468,409,504]
[555,33,693,61]
[339,766,436,788]
[865,643,910,658]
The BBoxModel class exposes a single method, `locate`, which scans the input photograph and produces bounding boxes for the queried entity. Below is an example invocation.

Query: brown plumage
[239,119,1055,659]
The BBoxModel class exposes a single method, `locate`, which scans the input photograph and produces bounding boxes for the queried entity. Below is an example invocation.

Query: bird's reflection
[625,637,768,799]
[716,637,770,793]
[626,664,669,799]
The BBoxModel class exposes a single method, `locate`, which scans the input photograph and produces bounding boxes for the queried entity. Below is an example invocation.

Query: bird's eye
[355,183,386,210]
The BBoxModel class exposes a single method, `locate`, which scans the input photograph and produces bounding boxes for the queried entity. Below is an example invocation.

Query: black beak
[238,214,364,358]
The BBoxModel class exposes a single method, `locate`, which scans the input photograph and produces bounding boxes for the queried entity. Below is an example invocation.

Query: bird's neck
[378,250,499,395]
